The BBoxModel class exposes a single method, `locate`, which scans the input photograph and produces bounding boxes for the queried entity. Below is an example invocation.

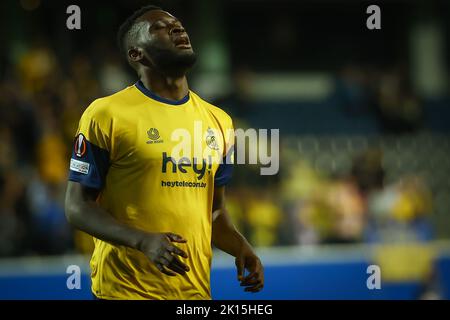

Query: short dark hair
[117,5,162,56]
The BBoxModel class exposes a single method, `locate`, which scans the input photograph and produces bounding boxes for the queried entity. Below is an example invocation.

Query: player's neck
[139,72,189,101]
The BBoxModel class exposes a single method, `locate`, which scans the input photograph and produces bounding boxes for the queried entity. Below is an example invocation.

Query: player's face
[136,10,197,75]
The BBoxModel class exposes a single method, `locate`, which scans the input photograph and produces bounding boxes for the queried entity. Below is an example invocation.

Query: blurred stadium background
[0,0,450,299]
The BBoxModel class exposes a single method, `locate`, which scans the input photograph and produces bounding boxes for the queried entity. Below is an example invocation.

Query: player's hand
[235,250,264,293]
[137,232,190,276]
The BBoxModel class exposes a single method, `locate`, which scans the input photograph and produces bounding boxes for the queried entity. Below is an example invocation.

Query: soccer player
[64,5,264,300]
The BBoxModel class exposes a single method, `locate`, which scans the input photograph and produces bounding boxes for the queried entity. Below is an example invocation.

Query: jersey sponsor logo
[161,180,207,188]
[206,127,219,151]
[162,152,212,180]
[70,158,90,174]
[74,134,87,157]
[147,128,164,144]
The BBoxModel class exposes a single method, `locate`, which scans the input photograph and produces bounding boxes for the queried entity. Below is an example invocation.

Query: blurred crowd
[226,148,434,248]
[0,38,437,258]
[0,39,131,256]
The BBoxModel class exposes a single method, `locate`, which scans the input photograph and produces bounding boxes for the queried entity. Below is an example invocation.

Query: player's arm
[64,181,190,276]
[211,186,264,292]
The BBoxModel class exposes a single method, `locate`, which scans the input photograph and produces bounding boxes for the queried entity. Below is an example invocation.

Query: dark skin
[129,10,192,100]
[65,10,263,292]
[212,187,264,292]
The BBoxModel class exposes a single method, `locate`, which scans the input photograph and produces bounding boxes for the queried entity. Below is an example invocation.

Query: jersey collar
[135,80,190,106]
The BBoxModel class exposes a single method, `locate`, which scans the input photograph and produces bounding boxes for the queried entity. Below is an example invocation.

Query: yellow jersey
[68,80,234,300]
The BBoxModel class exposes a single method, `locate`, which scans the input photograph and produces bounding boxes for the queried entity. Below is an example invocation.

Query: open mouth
[173,37,191,48]
[175,44,192,49]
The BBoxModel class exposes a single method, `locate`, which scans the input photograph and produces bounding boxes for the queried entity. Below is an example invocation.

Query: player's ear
[128,47,143,63]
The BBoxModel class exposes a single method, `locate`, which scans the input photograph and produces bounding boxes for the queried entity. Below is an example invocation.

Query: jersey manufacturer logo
[74,134,87,157]
[147,128,164,144]
[206,127,219,151]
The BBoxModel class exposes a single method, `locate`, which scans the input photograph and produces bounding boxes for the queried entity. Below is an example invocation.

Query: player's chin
[176,47,194,55]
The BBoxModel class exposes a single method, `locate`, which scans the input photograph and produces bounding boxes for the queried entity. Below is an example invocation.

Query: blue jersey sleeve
[68,133,110,190]
[214,145,234,187]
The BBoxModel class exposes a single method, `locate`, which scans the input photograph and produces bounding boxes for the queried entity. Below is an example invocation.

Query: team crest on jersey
[147,128,163,144]
[74,134,87,157]
[206,127,220,151]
